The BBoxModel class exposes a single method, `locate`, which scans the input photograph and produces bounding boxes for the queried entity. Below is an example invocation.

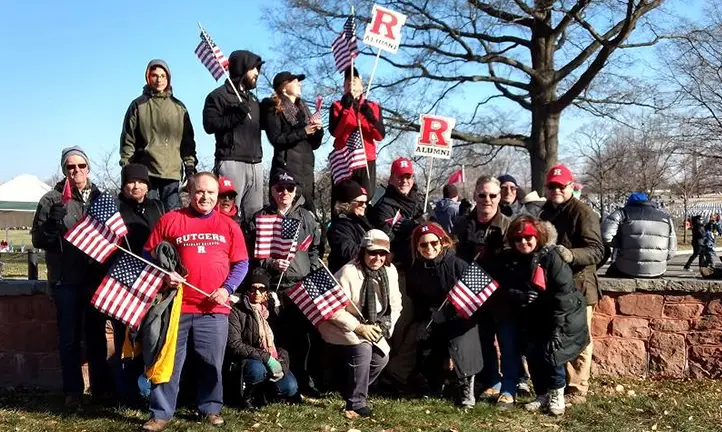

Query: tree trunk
[528,110,560,194]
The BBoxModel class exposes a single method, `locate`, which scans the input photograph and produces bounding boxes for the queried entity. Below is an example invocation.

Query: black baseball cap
[270,169,298,187]
[272,71,306,91]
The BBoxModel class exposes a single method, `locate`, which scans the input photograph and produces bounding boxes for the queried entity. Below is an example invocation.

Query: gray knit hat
[60,146,90,173]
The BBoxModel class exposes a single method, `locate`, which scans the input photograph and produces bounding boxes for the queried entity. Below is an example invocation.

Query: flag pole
[462,164,467,200]
[114,243,232,309]
[364,48,382,100]
[197,22,249,118]
[423,157,435,214]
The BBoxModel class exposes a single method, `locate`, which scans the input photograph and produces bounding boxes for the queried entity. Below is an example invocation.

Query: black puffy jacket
[118,194,165,255]
[368,185,424,269]
[326,213,373,273]
[203,50,264,163]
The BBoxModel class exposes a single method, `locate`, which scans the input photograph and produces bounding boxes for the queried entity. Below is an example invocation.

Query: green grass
[1,379,721,431]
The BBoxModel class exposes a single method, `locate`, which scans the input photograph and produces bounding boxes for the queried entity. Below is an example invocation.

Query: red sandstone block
[592,338,647,377]
[24,323,58,353]
[595,296,616,316]
[38,352,61,370]
[650,319,690,333]
[686,331,722,346]
[664,294,706,304]
[591,314,613,337]
[3,297,35,322]
[688,346,722,379]
[692,315,722,331]
[649,332,686,378]
[708,299,722,315]
[32,295,57,321]
[618,294,664,318]
[664,304,704,320]
[611,317,651,339]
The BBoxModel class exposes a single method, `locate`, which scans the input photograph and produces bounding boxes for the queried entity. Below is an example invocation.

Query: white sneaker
[548,387,565,416]
[523,394,548,412]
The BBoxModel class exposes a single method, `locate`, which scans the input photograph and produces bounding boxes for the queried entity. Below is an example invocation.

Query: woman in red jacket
[329,67,386,194]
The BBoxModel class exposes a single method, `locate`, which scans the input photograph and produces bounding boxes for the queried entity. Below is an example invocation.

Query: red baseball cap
[391,157,414,176]
[218,176,237,195]
[546,164,574,186]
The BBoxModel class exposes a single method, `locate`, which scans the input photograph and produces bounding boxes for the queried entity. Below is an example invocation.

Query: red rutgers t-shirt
[144,208,248,314]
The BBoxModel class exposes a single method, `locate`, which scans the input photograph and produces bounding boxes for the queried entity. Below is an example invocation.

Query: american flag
[447,263,499,319]
[330,130,366,184]
[331,15,358,72]
[309,95,323,124]
[289,234,313,261]
[384,210,402,227]
[195,28,229,81]
[253,215,302,259]
[65,193,128,263]
[288,268,349,325]
[91,253,165,330]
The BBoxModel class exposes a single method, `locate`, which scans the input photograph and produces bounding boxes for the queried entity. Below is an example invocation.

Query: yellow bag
[146,285,184,384]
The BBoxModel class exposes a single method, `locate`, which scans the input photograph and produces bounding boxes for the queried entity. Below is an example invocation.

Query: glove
[184,165,196,180]
[430,307,447,324]
[556,245,574,263]
[230,103,251,117]
[354,323,382,342]
[376,317,392,339]
[415,323,431,342]
[359,102,375,120]
[48,203,67,223]
[509,289,538,306]
[266,357,284,381]
[548,328,563,352]
[340,93,355,109]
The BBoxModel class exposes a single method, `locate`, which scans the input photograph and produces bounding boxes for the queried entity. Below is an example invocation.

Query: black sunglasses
[477,193,498,200]
[66,163,87,171]
[352,200,368,206]
[419,240,440,249]
[366,249,387,257]
[513,235,536,243]
[219,193,237,200]
[274,185,296,193]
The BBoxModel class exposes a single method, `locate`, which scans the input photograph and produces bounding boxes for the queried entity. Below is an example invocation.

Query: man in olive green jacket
[120,59,197,210]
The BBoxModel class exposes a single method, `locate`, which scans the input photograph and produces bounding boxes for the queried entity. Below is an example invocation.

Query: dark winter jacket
[540,198,604,305]
[433,198,460,233]
[691,216,705,248]
[453,208,510,270]
[120,60,197,181]
[407,250,483,378]
[227,295,290,372]
[247,196,321,289]
[496,228,589,367]
[524,201,545,218]
[368,185,425,269]
[118,194,165,255]
[261,96,323,199]
[327,213,373,274]
[601,200,676,278]
[500,200,527,218]
[203,51,264,164]
[31,181,106,286]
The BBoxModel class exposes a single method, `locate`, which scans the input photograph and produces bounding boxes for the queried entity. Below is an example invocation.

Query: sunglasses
[65,163,87,171]
[547,182,570,191]
[274,185,296,193]
[419,240,440,249]
[352,200,368,207]
[513,235,536,243]
[501,186,517,191]
[249,285,268,293]
[219,194,237,200]
[477,193,499,200]
[367,250,387,257]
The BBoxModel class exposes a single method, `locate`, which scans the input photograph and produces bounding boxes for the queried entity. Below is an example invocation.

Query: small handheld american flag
[331,14,358,72]
[65,193,128,263]
[329,130,366,184]
[384,210,402,228]
[289,234,313,261]
[308,95,323,124]
[195,27,229,81]
[288,268,350,326]
[92,252,166,330]
[254,215,302,259]
[447,263,499,319]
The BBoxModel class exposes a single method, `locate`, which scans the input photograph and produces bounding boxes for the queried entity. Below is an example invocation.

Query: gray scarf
[280,94,311,125]
[359,266,390,324]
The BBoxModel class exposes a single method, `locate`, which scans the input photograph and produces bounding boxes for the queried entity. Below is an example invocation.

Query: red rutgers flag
[532,264,546,291]
[447,167,465,185]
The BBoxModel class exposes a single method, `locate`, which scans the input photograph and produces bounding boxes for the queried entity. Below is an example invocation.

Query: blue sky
[0,0,698,184]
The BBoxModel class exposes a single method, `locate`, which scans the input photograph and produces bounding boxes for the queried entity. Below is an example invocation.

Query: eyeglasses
[65,163,87,171]
[419,240,440,249]
[219,194,236,201]
[477,193,498,200]
[547,182,570,191]
[513,235,536,243]
[501,186,517,192]
[249,285,268,293]
[274,185,296,193]
[367,250,387,257]
[352,200,368,207]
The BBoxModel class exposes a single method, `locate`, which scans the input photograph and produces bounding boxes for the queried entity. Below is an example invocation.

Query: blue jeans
[52,283,111,396]
[497,317,522,397]
[243,359,298,398]
[526,341,566,395]
[148,177,180,211]
[150,313,228,420]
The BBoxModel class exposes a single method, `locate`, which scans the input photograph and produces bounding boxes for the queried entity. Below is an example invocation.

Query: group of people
[29,51,606,432]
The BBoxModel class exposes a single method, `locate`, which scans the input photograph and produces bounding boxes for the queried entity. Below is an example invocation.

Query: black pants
[275,299,325,393]
[684,245,705,269]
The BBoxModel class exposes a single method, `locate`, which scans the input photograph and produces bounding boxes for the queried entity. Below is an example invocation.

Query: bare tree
[265,0,668,191]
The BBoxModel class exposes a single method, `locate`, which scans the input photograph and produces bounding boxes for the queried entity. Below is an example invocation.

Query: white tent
[0,175,51,228]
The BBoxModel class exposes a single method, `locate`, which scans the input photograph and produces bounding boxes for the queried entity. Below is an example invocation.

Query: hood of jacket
[435,198,459,212]
[144,59,172,96]
[228,50,264,80]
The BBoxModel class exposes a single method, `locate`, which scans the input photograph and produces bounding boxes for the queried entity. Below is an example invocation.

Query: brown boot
[141,418,170,431]
[565,392,587,405]
[205,414,225,427]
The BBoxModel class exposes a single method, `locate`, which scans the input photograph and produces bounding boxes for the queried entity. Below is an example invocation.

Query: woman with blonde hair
[261,71,323,212]
[406,222,482,408]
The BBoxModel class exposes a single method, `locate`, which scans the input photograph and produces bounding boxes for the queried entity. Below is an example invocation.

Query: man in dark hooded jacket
[120,59,197,211]
[203,50,265,223]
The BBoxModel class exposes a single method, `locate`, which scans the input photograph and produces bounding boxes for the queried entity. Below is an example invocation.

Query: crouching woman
[499,215,589,416]
[319,229,402,417]
[226,269,299,408]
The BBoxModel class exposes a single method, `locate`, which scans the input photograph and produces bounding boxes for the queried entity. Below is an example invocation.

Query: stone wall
[593,278,722,379]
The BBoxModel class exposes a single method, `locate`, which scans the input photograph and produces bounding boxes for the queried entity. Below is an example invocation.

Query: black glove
[548,328,563,352]
[184,165,196,180]
[359,102,375,120]
[416,323,431,342]
[48,203,67,223]
[508,288,538,306]
[376,317,392,339]
[230,103,251,117]
[340,93,355,109]
[430,307,447,324]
